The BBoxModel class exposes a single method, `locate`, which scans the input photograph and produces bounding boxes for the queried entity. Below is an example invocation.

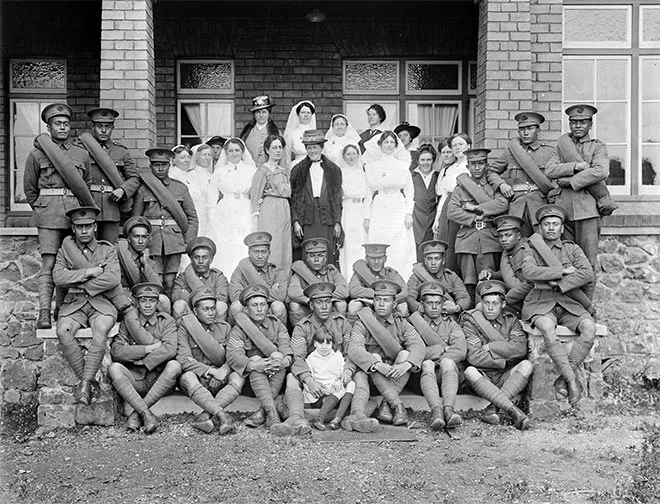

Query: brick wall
[0,0,6,226]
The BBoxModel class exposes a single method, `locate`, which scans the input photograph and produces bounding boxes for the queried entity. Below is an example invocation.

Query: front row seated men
[109,283,181,434]
[463,280,531,430]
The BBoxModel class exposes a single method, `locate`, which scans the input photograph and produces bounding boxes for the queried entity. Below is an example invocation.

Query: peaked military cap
[464,148,491,162]
[371,279,402,296]
[189,286,217,308]
[514,112,545,128]
[66,206,100,225]
[206,136,227,147]
[302,237,329,254]
[41,103,72,123]
[476,280,507,298]
[239,283,270,304]
[243,231,272,248]
[420,239,449,255]
[303,281,335,300]
[535,204,568,223]
[419,281,446,298]
[145,147,175,162]
[186,236,217,257]
[494,215,525,232]
[362,243,389,257]
[123,215,152,236]
[87,107,119,123]
[565,104,598,120]
[132,282,162,299]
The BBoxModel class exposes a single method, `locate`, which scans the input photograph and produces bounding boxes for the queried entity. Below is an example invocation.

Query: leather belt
[90,184,115,193]
[344,198,364,203]
[68,287,85,295]
[473,220,493,231]
[40,188,74,196]
[511,183,539,193]
[149,218,178,227]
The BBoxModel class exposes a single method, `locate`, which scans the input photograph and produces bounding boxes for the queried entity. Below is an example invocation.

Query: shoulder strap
[456,173,491,204]
[556,133,584,163]
[408,311,444,347]
[356,308,402,360]
[183,264,207,292]
[291,260,320,287]
[527,233,563,268]
[138,169,189,233]
[181,314,225,366]
[352,259,378,286]
[238,258,269,286]
[234,312,278,356]
[467,311,507,342]
[507,138,555,194]
[116,239,141,286]
[78,132,124,187]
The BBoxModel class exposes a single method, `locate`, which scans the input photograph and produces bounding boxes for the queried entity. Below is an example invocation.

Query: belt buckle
[159,218,166,226]
[475,220,485,231]
[64,188,73,197]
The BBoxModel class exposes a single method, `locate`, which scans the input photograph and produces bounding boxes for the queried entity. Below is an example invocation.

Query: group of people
[24,95,615,436]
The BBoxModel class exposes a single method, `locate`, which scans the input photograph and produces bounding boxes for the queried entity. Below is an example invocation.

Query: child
[304,327,355,430]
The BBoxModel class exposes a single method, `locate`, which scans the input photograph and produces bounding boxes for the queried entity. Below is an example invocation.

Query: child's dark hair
[312,327,336,350]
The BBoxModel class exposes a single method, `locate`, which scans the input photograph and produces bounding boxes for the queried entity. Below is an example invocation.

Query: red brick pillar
[100,0,156,168]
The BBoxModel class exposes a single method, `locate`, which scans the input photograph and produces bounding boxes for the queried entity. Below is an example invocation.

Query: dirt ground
[1,385,658,504]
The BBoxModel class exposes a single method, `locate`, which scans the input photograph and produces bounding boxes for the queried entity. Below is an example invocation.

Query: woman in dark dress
[358,104,386,154]
[410,144,440,262]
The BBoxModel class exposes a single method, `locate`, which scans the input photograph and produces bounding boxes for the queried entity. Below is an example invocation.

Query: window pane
[641,7,660,44]
[407,63,459,91]
[641,58,660,101]
[179,62,232,90]
[11,60,66,91]
[642,103,660,143]
[606,145,627,186]
[564,7,630,47]
[642,145,660,186]
[344,62,398,92]
[595,102,626,143]
[596,59,627,100]
[564,59,594,102]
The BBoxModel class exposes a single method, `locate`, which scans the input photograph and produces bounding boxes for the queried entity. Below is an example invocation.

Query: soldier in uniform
[411,281,467,430]
[131,147,199,298]
[227,284,293,432]
[521,204,597,407]
[172,236,229,322]
[287,237,349,326]
[487,112,556,237]
[348,243,409,321]
[447,148,510,302]
[24,102,93,329]
[348,280,426,427]
[77,107,141,242]
[108,282,181,434]
[228,231,288,324]
[53,206,120,405]
[406,239,471,317]
[177,286,242,435]
[463,280,531,430]
[206,135,227,167]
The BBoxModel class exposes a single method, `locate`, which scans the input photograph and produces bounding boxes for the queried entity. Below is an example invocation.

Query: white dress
[340,161,368,276]
[286,124,311,168]
[364,153,416,280]
[324,135,353,167]
[207,161,257,276]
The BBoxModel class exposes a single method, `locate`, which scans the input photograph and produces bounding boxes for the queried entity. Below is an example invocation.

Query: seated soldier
[108,282,181,434]
[348,280,426,427]
[348,244,409,321]
[463,280,531,430]
[117,216,170,313]
[227,284,293,432]
[521,204,597,407]
[53,206,121,405]
[407,239,471,318]
[177,286,242,435]
[172,236,229,322]
[228,231,288,324]
[409,281,467,430]
[288,238,349,326]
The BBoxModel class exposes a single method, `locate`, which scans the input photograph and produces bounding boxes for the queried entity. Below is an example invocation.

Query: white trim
[342,60,400,95]
[0,227,38,236]
[9,58,67,94]
[640,6,660,49]
[405,61,462,96]
[563,5,632,49]
[176,59,235,95]
[638,55,660,195]
[176,99,235,145]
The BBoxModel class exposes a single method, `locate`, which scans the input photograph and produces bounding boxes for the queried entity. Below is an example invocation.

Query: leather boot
[443,406,463,429]
[312,417,326,431]
[142,409,159,435]
[597,196,619,217]
[76,379,92,405]
[392,404,408,426]
[566,377,582,406]
[244,408,266,428]
[341,371,379,433]
[126,411,142,431]
[214,410,235,435]
[554,376,568,400]
[192,412,214,434]
[328,417,341,430]
[377,400,393,424]
[508,405,530,430]
[429,406,445,431]
[265,407,281,429]
[481,404,500,425]
[37,309,52,330]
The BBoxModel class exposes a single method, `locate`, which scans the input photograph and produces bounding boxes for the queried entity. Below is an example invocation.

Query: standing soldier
[76,107,140,242]
[348,280,426,427]
[53,206,120,405]
[406,239,471,318]
[24,102,94,329]
[109,282,181,434]
[487,112,556,237]
[409,281,467,430]
[177,286,242,435]
[287,238,349,326]
[132,147,198,298]
[463,280,531,430]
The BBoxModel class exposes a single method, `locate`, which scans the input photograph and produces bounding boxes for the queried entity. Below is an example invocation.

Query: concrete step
[37,323,120,340]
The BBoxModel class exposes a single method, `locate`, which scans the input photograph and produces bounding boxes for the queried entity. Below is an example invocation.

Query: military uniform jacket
[463,310,527,370]
[447,178,509,254]
[406,266,471,312]
[545,134,609,221]
[228,258,288,303]
[131,176,199,255]
[23,139,92,229]
[226,315,293,375]
[117,241,161,289]
[501,239,534,307]
[419,314,467,363]
[520,238,594,320]
[348,266,408,305]
[53,237,121,318]
[172,266,229,304]
[176,319,232,377]
[349,312,426,373]
[290,312,356,381]
[79,137,140,222]
[488,141,555,226]
[287,264,349,304]
[112,311,178,378]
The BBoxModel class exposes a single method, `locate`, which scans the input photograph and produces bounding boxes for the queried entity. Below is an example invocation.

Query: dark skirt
[434,193,460,274]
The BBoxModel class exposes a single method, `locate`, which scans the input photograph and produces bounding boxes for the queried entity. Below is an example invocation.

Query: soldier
[521,204,597,407]
[287,237,349,326]
[172,236,229,322]
[177,286,242,435]
[108,282,181,434]
[487,112,556,237]
[76,107,141,242]
[23,102,93,329]
[206,135,227,167]
[348,280,426,427]
[447,148,509,302]
[406,239,471,317]
[131,147,199,298]
[226,284,293,432]
[348,243,409,321]
[228,231,288,324]
[463,280,531,430]
[53,206,120,405]
[409,281,467,430]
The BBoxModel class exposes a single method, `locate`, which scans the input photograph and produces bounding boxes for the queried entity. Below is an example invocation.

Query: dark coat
[290,155,343,227]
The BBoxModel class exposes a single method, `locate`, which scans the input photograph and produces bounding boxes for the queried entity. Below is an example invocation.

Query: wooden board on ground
[311,424,418,443]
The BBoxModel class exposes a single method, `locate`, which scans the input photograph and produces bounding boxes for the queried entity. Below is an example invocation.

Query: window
[640,56,660,191]
[405,61,462,95]
[343,61,399,95]
[344,101,399,133]
[406,101,461,146]
[177,60,234,95]
[178,100,234,146]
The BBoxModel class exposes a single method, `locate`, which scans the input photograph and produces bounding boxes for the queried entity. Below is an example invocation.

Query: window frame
[176,98,235,146]
[342,60,401,95]
[640,5,660,49]
[176,59,235,95]
[404,60,462,96]
[638,55,660,195]
[404,99,463,147]
[9,58,67,94]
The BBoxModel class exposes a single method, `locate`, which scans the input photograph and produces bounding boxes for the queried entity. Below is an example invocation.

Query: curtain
[205,103,230,141]
[183,103,203,139]
[417,104,459,143]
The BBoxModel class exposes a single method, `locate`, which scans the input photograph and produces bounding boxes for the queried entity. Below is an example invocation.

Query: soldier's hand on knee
[388,362,412,379]
[304,377,325,399]
[373,362,393,376]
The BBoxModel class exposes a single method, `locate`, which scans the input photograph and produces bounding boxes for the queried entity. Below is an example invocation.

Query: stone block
[75,393,118,426]
[39,354,79,388]
[39,387,76,405]
[2,399,38,435]
[2,359,37,391]
[38,404,76,430]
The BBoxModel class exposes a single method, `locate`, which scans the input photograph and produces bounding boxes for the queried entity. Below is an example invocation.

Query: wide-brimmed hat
[249,95,275,112]
[394,122,421,140]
